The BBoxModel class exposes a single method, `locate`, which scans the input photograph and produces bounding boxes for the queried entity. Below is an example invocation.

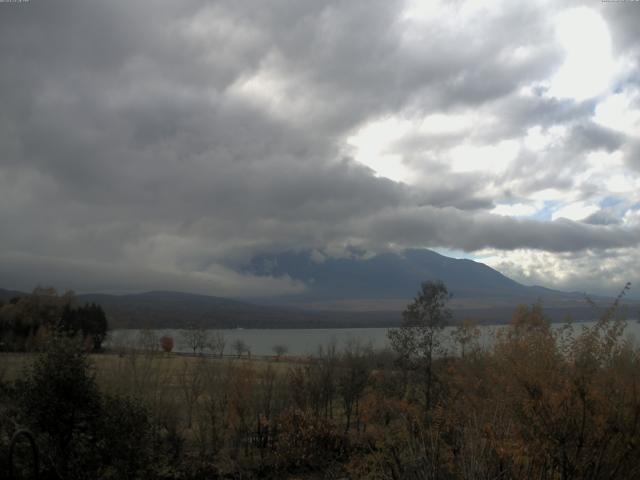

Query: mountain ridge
[243,248,583,305]
[2,249,635,328]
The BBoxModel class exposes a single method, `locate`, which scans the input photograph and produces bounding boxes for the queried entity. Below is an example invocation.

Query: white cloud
[548,7,616,101]
[594,88,640,136]
[606,174,637,194]
[586,150,625,170]
[346,111,487,183]
[346,117,415,183]
[524,125,567,152]
[529,189,571,202]
[449,140,520,174]
[623,208,640,227]
[551,201,600,222]
[491,203,538,217]
[477,247,639,298]
[418,112,481,135]
[401,0,444,23]
[227,58,314,123]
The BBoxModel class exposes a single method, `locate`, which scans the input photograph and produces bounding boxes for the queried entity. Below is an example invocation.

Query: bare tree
[200,361,233,456]
[338,339,372,431]
[272,344,288,360]
[305,342,338,419]
[181,323,210,355]
[137,328,159,353]
[177,358,205,428]
[233,339,248,358]
[207,330,226,357]
[451,319,481,358]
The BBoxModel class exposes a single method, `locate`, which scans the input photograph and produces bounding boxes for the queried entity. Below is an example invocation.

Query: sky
[0,0,639,298]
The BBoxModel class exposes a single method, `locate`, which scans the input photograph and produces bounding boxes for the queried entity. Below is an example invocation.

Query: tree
[177,359,205,428]
[207,330,226,357]
[181,323,209,355]
[451,318,481,358]
[272,344,288,360]
[97,394,153,479]
[233,339,248,358]
[15,331,153,479]
[387,280,451,411]
[0,287,77,351]
[0,289,108,352]
[137,328,159,353]
[82,302,108,351]
[303,343,338,419]
[59,302,108,351]
[160,335,174,353]
[338,339,372,431]
[16,332,101,478]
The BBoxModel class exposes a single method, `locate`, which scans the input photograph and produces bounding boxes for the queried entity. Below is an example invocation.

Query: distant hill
[1,286,630,329]
[76,291,266,328]
[0,288,24,302]
[0,288,399,329]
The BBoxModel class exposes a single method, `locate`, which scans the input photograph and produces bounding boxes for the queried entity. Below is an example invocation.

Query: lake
[108,319,640,357]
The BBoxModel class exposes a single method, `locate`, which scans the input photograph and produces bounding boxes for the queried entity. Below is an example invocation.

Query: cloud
[362,206,640,253]
[479,247,640,299]
[0,0,638,296]
[0,252,305,297]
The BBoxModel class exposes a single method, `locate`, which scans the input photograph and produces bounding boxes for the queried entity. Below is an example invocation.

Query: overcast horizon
[1,0,639,299]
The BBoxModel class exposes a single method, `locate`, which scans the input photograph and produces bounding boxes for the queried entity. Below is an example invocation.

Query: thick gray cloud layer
[0,0,638,295]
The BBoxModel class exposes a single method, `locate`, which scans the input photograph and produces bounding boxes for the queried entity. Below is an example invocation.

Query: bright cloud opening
[492,203,538,217]
[346,117,415,183]
[449,140,520,174]
[551,201,599,222]
[548,7,615,101]
[402,0,444,23]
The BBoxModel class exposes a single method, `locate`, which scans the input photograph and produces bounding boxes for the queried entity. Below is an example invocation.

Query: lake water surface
[109,319,640,357]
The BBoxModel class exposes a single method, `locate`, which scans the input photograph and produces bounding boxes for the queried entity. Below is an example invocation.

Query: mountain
[3,249,635,327]
[243,249,583,308]
[241,249,639,323]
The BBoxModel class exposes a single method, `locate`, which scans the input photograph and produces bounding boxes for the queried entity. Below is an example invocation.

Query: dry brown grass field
[1,351,299,428]
[1,350,300,388]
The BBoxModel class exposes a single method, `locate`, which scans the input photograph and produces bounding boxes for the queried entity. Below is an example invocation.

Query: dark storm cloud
[364,207,640,253]
[204,0,564,124]
[0,0,638,294]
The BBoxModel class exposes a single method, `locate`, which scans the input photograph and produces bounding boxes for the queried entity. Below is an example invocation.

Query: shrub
[15,333,101,478]
[160,335,174,353]
[15,332,153,479]
[272,409,347,472]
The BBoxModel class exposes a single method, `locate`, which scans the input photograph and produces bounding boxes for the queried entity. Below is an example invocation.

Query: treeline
[2,282,640,479]
[0,287,108,352]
